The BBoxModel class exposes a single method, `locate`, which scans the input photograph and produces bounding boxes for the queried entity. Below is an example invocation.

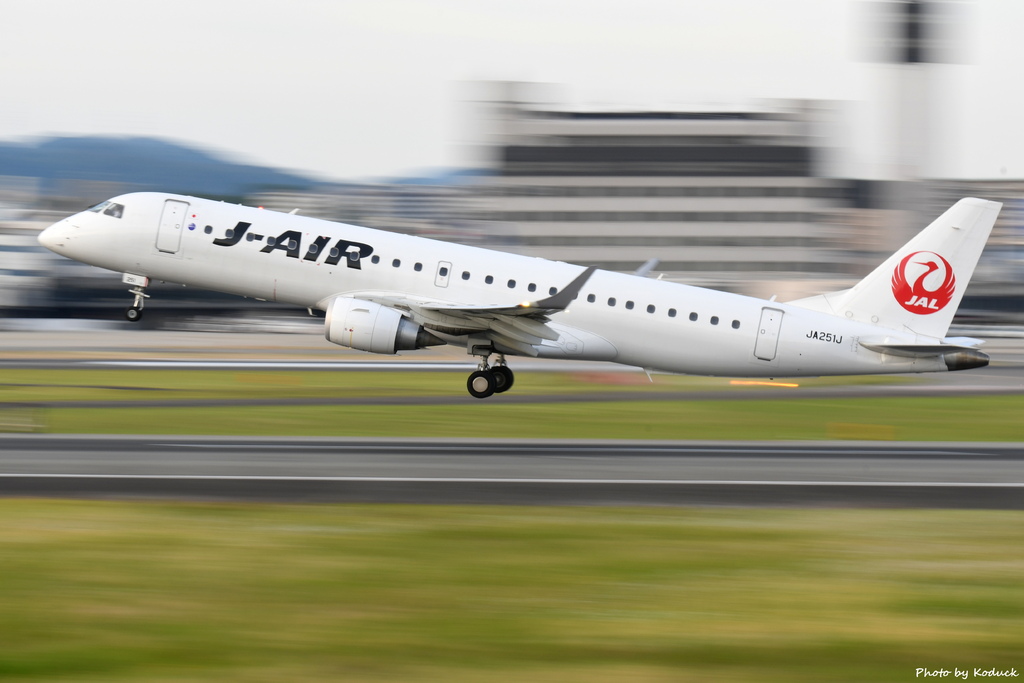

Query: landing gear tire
[125,306,143,322]
[467,370,497,399]
[491,365,514,393]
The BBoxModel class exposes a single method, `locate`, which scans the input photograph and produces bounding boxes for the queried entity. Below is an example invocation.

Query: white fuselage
[39,192,950,377]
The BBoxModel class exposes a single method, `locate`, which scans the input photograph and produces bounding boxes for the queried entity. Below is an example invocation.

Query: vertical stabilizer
[789,198,1001,339]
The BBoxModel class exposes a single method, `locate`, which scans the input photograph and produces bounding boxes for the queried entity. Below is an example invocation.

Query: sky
[1,0,1021,181]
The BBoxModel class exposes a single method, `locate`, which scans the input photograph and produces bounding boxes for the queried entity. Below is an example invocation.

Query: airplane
[37,193,1001,398]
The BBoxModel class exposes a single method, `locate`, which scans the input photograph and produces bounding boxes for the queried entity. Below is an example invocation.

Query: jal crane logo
[891,251,956,314]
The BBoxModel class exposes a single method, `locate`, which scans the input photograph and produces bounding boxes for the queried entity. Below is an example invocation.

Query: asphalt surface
[1,436,1021,508]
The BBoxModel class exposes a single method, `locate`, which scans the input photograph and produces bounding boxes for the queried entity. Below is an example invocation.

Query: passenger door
[754,307,784,361]
[156,199,189,254]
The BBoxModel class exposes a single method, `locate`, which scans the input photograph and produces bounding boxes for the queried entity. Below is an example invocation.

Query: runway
[1,436,1021,508]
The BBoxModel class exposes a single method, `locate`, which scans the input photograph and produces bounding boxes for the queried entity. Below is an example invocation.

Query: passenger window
[625,301,634,310]
[689,312,698,321]
[392,259,401,268]
[528,283,536,292]
[608,297,616,306]
[647,304,655,313]
[587,294,596,303]
[668,308,677,318]
[485,275,494,284]
[508,279,516,288]
[549,287,557,295]
[462,271,470,280]
[711,316,719,325]
[414,263,423,272]
[439,266,449,277]
[732,320,741,329]
[371,255,380,264]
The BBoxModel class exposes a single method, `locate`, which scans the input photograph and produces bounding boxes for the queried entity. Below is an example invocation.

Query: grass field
[1,368,1023,440]
[0,502,1020,682]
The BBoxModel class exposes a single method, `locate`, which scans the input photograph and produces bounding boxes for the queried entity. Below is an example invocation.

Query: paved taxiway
[1,436,1021,508]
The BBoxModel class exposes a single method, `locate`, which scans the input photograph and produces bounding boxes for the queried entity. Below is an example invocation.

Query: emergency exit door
[156,199,189,254]
[754,307,784,361]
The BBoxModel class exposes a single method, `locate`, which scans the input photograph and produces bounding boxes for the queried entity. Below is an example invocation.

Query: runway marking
[1,474,1021,486]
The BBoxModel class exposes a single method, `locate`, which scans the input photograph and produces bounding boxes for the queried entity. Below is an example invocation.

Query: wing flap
[496,315,560,341]
[489,333,541,357]
[489,319,546,345]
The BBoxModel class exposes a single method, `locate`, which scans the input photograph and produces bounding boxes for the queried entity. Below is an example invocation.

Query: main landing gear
[466,354,515,399]
[122,274,150,322]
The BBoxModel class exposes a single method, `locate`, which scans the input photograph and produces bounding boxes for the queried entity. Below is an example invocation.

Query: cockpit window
[85,201,124,218]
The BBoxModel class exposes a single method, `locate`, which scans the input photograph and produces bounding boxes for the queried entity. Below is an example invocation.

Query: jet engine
[324,296,442,354]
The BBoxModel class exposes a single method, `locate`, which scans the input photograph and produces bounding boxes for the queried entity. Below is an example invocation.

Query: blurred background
[1,0,1022,327]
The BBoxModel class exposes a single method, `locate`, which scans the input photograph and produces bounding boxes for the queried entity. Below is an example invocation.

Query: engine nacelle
[324,296,441,354]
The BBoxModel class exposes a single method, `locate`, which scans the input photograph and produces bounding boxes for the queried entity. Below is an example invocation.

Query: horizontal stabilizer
[860,341,971,357]
[859,339,988,371]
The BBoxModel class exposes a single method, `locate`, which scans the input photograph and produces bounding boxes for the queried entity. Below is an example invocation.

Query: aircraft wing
[327,266,596,357]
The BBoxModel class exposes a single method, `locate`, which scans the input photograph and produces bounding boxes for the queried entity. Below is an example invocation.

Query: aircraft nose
[38,220,73,253]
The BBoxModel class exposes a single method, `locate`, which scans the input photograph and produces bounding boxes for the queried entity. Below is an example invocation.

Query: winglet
[634,259,660,278]
[408,266,598,319]
[525,266,596,312]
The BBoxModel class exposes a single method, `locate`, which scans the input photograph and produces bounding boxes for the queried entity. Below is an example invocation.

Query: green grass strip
[0,502,1020,682]
[20,396,1024,440]
[0,368,908,403]
[2,368,1021,439]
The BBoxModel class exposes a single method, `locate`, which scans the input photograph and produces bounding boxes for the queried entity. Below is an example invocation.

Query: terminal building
[465,90,864,300]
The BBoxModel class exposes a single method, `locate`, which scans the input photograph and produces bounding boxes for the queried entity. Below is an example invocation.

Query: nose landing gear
[466,354,515,399]
[122,273,149,323]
